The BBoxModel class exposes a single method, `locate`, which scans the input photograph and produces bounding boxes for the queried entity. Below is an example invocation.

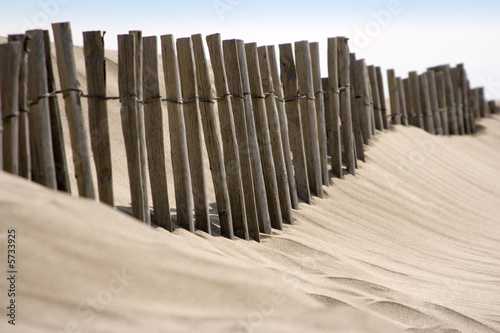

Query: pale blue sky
[2,0,500,99]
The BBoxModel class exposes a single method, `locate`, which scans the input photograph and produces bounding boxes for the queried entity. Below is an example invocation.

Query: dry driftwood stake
[222,39,268,236]
[451,67,465,134]
[457,64,471,134]
[26,30,56,188]
[141,36,171,230]
[441,65,459,134]
[0,42,22,174]
[52,22,95,198]
[309,42,329,186]
[224,40,271,234]
[160,35,194,232]
[435,72,449,135]
[326,38,343,178]
[176,37,210,234]
[402,78,414,126]
[368,65,383,131]
[350,55,366,162]
[280,43,311,202]
[129,31,150,216]
[8,35,31,179]
[258,45,294,225]
[360,60,375,137]
[295,41,323,198]
[43,30,70,192]
[478,87,489,118]
[267,45,298,208]
[466,80,476,133]
[409,71,424,129]
[397,77,409,127]
[83,31,114,206]
[419,73,435,134]
[190,35,235,238]
[117,34,149,223]
[387,69,401,125]
[375,66,389,130]
[336,37,355,176]
[353,58,371,144]
[206,33,256,240]
[244,42,282,230]
[426,70,443,135]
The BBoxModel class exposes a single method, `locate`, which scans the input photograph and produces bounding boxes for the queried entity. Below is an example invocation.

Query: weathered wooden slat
[117,34,148,223]
[52,22,95,198]
[26,29,57,189]
[368,65,384,132]
[397,77,409,127]
[0,42,22,175]
[295,41,323,198]
[419,73,435,134]
[129,31,150,220]
[279,43,311,202]
[267,45,299,209]
[206,33,256,240]
[8,35,31,180]
[387,69,400,125]
[309,42,329,186]
[426,70,444,135]
[142,35,171,230]
[350,55,366,162]
[353,58,371,145]
[190,35,235,238]
[457,64,471,134]
[402,78,414,127]
[257,45,294,225]
[336,37,355,176]
[176,37,210,234]
[160,34,195,232]
[359,60,375,137]
[409,71,424,129]
[435,72,450,135]
[441,65,459,134]
[83,30,114,206]
[375,66,389,130]
[243,42,282,230]
[450,66,465,134]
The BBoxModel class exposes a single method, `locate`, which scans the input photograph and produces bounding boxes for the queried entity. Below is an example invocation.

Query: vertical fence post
[419,73,435,134]
[409,71,424,130]
[375,67,389,130]
[52,22,95,198]
[457,64,471,134]
[257,45,294,225]
[368,65,384,131]
[326,38,343,178]
[223,39,271,235]
[8,35,31,180]
[243,41,282,230]
[83,31,114,206]
[403,78,414,127]
[466,81,477,133]
[354,59,371,144]
[295,41,323,197]
[26,29,57,189]
[309,42,329,186]
[397,77,409,127]
[387,69,400,125]
[206,34,257,240]
[450,67,465,135]
[350,55,366,162]
[190,35,235,238]
[441,65,459,134]
[478,88,489,118]
[426,70,443,135]
[141,35,171,230]
[267,45,299,209]
[360,60,375,137]
[129,31,150,221]
[117,34,148,223]
[43,30,70,192]
[176,37,210,234]
[279,43,311,202]
[160,34,194,232]
[435,72,449,135]
[0,42,22,175]
[337,37,355,176]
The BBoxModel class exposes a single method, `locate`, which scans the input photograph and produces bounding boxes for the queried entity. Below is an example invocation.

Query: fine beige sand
[0,37,499,332]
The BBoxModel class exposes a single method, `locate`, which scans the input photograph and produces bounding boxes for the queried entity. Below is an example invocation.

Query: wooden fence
[0,22,497,241]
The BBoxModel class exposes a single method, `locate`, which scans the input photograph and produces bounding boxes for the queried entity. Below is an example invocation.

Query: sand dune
[1,35,500,332]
